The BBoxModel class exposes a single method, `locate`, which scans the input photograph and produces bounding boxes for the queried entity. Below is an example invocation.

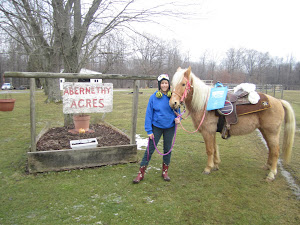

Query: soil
[36,124,130,151]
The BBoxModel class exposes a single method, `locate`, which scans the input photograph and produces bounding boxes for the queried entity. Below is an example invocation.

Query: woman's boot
[162,163,170,181]
[133,166,147,184]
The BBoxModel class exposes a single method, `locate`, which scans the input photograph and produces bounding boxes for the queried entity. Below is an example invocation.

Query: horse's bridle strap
[172,91,183,99]
[173,77,192,102]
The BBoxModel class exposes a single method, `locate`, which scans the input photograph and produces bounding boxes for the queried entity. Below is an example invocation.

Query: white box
[70,138,98,150]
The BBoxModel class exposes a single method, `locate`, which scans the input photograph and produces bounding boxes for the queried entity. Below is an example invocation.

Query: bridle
[172,76,209,134]
[172,77,192,103]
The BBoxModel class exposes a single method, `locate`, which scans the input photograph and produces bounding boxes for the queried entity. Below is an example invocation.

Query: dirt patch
[36,124,130,151]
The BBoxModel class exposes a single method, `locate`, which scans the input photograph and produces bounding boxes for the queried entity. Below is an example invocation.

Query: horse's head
[169,66,193,109]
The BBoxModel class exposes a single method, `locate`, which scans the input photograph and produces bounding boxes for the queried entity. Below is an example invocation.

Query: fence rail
[224,83,284,98]
[3,72,157,152]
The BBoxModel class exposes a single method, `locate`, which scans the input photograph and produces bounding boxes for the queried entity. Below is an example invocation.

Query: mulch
[36,124,130,151]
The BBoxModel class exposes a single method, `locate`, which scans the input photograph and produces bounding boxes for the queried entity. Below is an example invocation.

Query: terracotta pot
[0,99,16,111]
[73,115,90,132]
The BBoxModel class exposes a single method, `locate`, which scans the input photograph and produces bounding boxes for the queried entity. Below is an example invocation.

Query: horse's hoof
[266,172,275,182]
[202,170,210,175]
[212,166,219,171]
[266,177,275,182]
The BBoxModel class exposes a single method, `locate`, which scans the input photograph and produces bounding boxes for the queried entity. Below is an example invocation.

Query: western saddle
[216,90,271,139]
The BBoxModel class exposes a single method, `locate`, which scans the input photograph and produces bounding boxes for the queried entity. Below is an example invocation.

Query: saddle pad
[236,93,271,116]
[217,100,233,115]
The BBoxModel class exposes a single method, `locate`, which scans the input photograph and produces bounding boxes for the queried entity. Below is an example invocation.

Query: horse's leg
[213,143,221,171]
[259,128,280,181]
[202,132,217,174]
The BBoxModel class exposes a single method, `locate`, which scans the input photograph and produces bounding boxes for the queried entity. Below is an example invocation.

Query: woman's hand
[175,117,181,124]
[148,133,154,139]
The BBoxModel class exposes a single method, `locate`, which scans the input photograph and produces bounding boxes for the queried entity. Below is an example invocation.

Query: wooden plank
[27,144,137,173]
[30,78,36,152]
[131,80,140,144]
[4,71,157,80]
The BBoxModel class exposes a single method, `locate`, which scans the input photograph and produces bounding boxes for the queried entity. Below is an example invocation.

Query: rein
[146,77,191,160]
[147,123,178,161]
[178,109,206,134]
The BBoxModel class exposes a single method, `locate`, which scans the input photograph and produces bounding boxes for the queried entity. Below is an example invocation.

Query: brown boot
[162,163,170,181]
[133,166,147,184]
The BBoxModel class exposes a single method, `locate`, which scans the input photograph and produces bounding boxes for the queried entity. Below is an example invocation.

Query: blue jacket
[144,91,179,135]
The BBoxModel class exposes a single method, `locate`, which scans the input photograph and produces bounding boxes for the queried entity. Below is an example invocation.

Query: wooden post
[30,78,36,152]
[281,85,284,99]
[3,71,157,148]
[273,85,276,97]
[131,80,140,144]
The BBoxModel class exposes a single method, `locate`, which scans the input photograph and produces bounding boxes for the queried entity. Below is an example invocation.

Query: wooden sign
[63,82,113,114]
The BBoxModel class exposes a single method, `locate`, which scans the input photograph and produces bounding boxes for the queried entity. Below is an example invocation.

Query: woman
[133,74,180,184]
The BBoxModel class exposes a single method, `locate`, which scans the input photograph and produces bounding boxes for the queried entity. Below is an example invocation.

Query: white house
[60,68,102,90]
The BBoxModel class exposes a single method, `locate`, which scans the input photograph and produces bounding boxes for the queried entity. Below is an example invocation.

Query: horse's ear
[184,66,191,79]
[177,67,181,72]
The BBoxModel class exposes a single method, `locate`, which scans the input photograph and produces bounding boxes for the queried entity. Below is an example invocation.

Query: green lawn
[0,89,299,224]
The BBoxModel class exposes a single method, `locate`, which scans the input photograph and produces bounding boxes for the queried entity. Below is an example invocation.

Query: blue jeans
[140,125,175,167]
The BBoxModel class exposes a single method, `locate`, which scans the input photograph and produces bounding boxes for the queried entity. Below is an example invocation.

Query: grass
[0,89,299,224]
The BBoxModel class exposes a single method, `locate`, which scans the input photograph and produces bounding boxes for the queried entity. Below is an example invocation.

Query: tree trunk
[45,78,61,103]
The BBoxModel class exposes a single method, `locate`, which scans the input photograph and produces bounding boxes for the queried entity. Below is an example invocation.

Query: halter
[172,77,192,103]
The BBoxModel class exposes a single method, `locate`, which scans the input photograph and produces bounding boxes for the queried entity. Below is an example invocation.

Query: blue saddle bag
[206,82,228,111]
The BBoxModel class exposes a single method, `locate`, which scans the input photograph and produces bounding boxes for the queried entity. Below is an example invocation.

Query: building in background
[60,68,102,90]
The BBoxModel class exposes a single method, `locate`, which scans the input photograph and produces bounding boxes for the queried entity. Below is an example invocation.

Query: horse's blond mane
[172,68,211,112]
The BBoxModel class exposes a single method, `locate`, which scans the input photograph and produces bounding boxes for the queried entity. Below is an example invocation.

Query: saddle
[216,90,271,139]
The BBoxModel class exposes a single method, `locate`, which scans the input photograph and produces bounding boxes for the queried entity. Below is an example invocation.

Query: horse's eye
[182,83,186,87]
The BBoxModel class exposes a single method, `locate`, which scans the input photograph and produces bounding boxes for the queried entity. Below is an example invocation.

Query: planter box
[27,122,137,173]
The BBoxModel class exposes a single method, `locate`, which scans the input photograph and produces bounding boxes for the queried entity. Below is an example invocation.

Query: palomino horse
[169,67,295,181]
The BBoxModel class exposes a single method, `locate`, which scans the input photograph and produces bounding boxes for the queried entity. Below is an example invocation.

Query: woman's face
[160,80,169,93]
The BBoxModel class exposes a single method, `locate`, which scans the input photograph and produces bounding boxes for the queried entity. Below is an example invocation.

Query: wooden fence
[3,71,290,152]
[224,83,284,99]
[4,72,157,152]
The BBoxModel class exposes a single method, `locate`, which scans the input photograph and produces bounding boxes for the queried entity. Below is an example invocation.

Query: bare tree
[0,0,195,95]
[131,34,165,74]
[0,0,62,102]
[165,39,184,76]
[223,48,244,74]
[242,49,258,80]
[256,52,271,84]
[0,0,201,125]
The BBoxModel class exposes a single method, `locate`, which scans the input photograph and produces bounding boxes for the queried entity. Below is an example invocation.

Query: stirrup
[221,124,231,139]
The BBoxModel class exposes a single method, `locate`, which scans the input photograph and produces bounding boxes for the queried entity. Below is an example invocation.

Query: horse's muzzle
[169,100,181,109]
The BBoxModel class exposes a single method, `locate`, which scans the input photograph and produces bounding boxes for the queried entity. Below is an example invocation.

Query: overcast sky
[139,0,300,62]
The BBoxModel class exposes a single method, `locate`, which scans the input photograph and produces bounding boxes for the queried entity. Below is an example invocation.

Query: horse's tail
[280,99,296,164]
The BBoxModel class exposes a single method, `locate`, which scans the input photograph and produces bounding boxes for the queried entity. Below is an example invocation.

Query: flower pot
[0,99,16,111]
[73,115,91,132]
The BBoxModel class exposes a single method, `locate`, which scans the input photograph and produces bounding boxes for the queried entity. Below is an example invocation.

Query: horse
[169,66,296,181]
